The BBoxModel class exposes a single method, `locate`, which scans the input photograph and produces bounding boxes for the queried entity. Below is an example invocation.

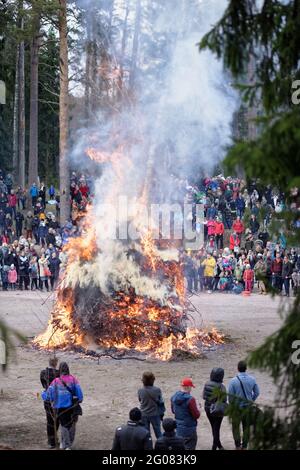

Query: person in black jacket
[49,252,61,290]
[155,418,185,451]
[15,211,24,238]
[112,408,153,451]
[202,368,227,450]
[18,252,29,290]
[282,255,293,297]
[40,357,59,448]
[249,215,260,236]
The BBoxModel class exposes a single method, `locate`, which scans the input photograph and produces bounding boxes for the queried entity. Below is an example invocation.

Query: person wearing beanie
[154,418,186,451]
[112,408,153,451]
[171,378,201,450]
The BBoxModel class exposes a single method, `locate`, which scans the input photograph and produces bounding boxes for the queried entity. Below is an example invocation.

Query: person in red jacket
[79,182,89,198]
[243,264,254,293]
[230,231,241,254]
[207,218,216,238]
[8,190,17,219]
[232,216,245,236]
[214,217,224,249]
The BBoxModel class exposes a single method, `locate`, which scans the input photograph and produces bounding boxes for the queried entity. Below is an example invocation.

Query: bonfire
[33,146,224,361]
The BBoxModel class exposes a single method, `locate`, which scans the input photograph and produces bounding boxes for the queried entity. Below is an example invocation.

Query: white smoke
[68,0,238,293]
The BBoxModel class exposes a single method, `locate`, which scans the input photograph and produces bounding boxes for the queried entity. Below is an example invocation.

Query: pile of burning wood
[33,219,224,360]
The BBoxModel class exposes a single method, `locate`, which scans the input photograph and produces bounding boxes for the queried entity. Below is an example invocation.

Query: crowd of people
[0,170,91,292]
[1,170,300,295]
[40,358,259,451]
[178,175,300,296]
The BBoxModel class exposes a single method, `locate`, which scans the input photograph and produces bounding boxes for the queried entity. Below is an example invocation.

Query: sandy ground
[0,289,284,450]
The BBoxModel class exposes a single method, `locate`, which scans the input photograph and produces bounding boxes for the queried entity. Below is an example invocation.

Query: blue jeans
[142,415,162,438]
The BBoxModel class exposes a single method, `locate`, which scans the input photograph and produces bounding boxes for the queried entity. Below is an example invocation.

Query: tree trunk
[18,12,25,189]
[118,0,130,101]
[28,14,40,186]
[108,0,114,31]
[59,0,70,225]
[129,0,142,90]
[12,44,20,184]
[90,12,98,112]
[84,11,92,121]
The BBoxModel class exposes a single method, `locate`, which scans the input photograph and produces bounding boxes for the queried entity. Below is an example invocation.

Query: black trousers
[44,402,59,447]
[206,410,223,450]
[19,275,29,290]
[31,278,38,290]
[283,278,290,296]
[215,234,223,249]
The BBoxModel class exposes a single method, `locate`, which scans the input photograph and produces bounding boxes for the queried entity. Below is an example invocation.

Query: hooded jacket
[42,374,83,409]
[202,368,227,412]
[171,391,200,437]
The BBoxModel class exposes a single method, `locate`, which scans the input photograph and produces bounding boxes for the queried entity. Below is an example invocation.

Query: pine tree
[200,0,300,449]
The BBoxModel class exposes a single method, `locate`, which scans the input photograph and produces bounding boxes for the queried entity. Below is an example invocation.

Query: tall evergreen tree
[200,0,300,449]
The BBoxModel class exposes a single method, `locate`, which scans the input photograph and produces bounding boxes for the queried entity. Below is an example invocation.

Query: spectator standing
[214,217,224,250]
[18,251,30,290]
[39,254,50,291]
[112,408,153,451]
[203,368,227,450]
[8,190,17,219]
[0,191,8,212]
[243,264,254,293]
[30,183,39,208]
[5,173,13,194]
[29,257,39,290]
[154,418,185,451]
[37,220,48,247]
[25,212,34,239]
[8,264,17,290]
[272,252,283,292]
[282,255,293,297]
[171,378,200,450]
[42,362,83,451]
[254,254,267,294]
[201,254,216,293]
[48,252,61,290]
[39,182,46,208]
[236,195,245,218]
[229,231,241,255]
[40,357,60,448]
[15,211,24,238]
[228,361,260,450]
[232,216,245,237]
[48,185,55,201]
[138,371,164,439]
[249,215,260,237]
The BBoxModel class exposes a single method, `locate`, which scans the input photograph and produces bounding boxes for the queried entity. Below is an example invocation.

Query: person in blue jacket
[228,361,260,450]
[171,378,201,450]
[42,362,83,450]
[30,183,39,207]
